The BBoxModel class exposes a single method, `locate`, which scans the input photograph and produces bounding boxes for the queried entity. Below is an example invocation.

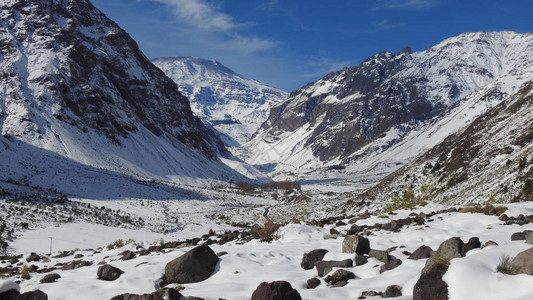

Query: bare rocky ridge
[243,31,533,181]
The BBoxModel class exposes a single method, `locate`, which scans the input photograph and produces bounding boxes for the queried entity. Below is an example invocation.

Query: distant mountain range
[152,56,287,146]
[240,31,533,185]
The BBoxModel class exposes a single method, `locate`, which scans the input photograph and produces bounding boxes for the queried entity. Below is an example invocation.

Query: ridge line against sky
[92,0,532,91]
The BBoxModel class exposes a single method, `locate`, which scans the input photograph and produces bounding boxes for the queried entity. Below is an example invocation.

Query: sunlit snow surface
[2,202,532,300]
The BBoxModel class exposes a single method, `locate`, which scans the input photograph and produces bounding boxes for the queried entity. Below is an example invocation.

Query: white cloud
[376,0,439,10]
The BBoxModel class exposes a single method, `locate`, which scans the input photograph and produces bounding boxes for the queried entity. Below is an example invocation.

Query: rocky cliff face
[0,0,244,190]
[152,56,287,146]
[363,81,533,205]
[242,31,533,181]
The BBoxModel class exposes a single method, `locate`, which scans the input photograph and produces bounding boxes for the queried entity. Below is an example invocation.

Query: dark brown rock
[300,249,329,270]
[306,278,320,289]
[408,245,433,260]
[164,245,219,284]
[251,281,302,300]
[380,259,402,273]
[324,269,356,285]
[40,273,61,283]
[383,285,402,298]
[97,264,124,281]
[413,262,448,300]
[315,259,353,277]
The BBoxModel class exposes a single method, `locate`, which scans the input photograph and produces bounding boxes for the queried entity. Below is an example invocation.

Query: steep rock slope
[242,31,533,181]
[0,0,245,192]
[152,56,287,146]
[362,81,533,205]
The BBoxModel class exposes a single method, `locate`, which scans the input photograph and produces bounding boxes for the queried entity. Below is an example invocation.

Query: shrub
[496,254,516,275]
[257,220,280,242]
[106,238,135,250]
[385,186,428,212]
[459,203,507,216]
[235,181,255,193]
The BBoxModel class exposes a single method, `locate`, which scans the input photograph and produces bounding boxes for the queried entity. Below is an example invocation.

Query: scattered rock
[74,254,84,259]
[315,259,353,277]
[380,259,402,273]
[121,251,136,261]
[342,235,370,255]
[511,230,533,241]
[110,288,182,300]
[354,255,368,266]
[331,280,348,287]
[26,253,41,263]
[16,290,48,300]
[306,278,320,289]
[413,259,448,300]
[383,285,402,298]
[301,249,329,270]
[61,260,93,270]
[97,264,124,281]
[359,290,382,298]
[0,280,20,300]
[461,237,481,255]
[436,237,464,259]
[251,281,302,300]
[511,247,533,275]
[482,240,498,248]
[40,273,61,283]
[324,269,356,286]
[216,252,228,257]
[408,245,433,260]
[368,249,390,263]
[184,297,205,300]
[164,245,219,284]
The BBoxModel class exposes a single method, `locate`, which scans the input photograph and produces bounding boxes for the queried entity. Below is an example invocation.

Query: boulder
[413,262,448,300]
[110,288,182,300]
[368,249,390,263]
[97,264,124,281]
[251,281,302,300]
[324,269,356,286]
[383,285,402,298]
[511,247,533,275]
[354,255,368,266]
[315,259,353,277]
[16,290,48,300]
[40,273,61,283]
[436,237,464,259]
[482,240,498,248]
[380,259,402,273]
[306,278,320,289]
[300,249,329,270]
[26,253,41,263]
[461,237,481,256]
[61,260,93,270]
[526,232,533,245]
[121,251,136,261]
[0,280,20,300]
[511,230,533,241]
[408,245,433,260]
[342,235,370,255]
[164,245,219,284]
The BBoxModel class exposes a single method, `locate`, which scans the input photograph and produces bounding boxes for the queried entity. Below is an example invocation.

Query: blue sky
[92,0,532,91]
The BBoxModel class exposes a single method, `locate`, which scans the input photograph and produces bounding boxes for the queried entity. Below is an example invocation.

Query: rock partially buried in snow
[110,288,183,300]
[40,273,61,283]
[511,247,533,275]
[342,235,370,255]
[300,249,329,270]
[16,290,48,300]
[164,245,219,284]
[97,264,124,281]
[324,269,356,286]
[436,237,464,259]
[383,284,402,298]
[0,280,20,299]
[315,259,353,277]
[413,261,448,300]
[408,245,433,260]
[251,281,302,300]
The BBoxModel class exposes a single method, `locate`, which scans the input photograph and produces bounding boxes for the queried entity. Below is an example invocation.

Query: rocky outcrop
[251,281,302,300]
[97,265,124,281]
[342,235,370,255]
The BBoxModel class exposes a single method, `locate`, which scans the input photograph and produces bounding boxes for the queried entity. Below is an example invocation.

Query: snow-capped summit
[241,31,533,181]
[0,0,249,194]
[152,56,288,146]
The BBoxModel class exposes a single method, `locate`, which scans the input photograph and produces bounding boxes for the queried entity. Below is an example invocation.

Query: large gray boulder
[408,245,433,260]
[97,264,124,281]
[164,245,219,284]
[511,247,533,275]
[436,237,464,260]
[251,281,302,300]
[342,235,370,255]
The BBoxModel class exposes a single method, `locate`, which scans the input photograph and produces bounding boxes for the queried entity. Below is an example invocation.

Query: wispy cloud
[374,19,405,31]
[375,0,439,10]
[150,0,277,55]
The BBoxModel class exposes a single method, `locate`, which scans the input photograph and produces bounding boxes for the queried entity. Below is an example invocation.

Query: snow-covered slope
[241,31,533,182]
[0,0,249,192]
[363,81,533,205]
[152,56,287,146]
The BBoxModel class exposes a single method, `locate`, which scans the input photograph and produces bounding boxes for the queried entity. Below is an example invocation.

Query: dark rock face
[461,237,481,255]
[342,235,370,255]
[97,264,124,281]
[0,289,20,300]
[306,278,321,289]
[164,245,219,284]
[324,269,356,286]
[121,251,136,261]
[355,255,368,266]
[380,259,403,273]
[26,253,41,263]
[408,245,433,260]
[413,262,448,300]
[16,290,48,300]
[40,273,61,283]
[511,247,533,275]
[301,249,329,270]
[315,259,354,277]
[383,285,403,298]
[251,281,302,300]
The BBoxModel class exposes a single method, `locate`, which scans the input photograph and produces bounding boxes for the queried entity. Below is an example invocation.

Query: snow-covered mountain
[152,56,287,146]
[0,0,251,194]
[363,80,533,205]
[241,31,533,182]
